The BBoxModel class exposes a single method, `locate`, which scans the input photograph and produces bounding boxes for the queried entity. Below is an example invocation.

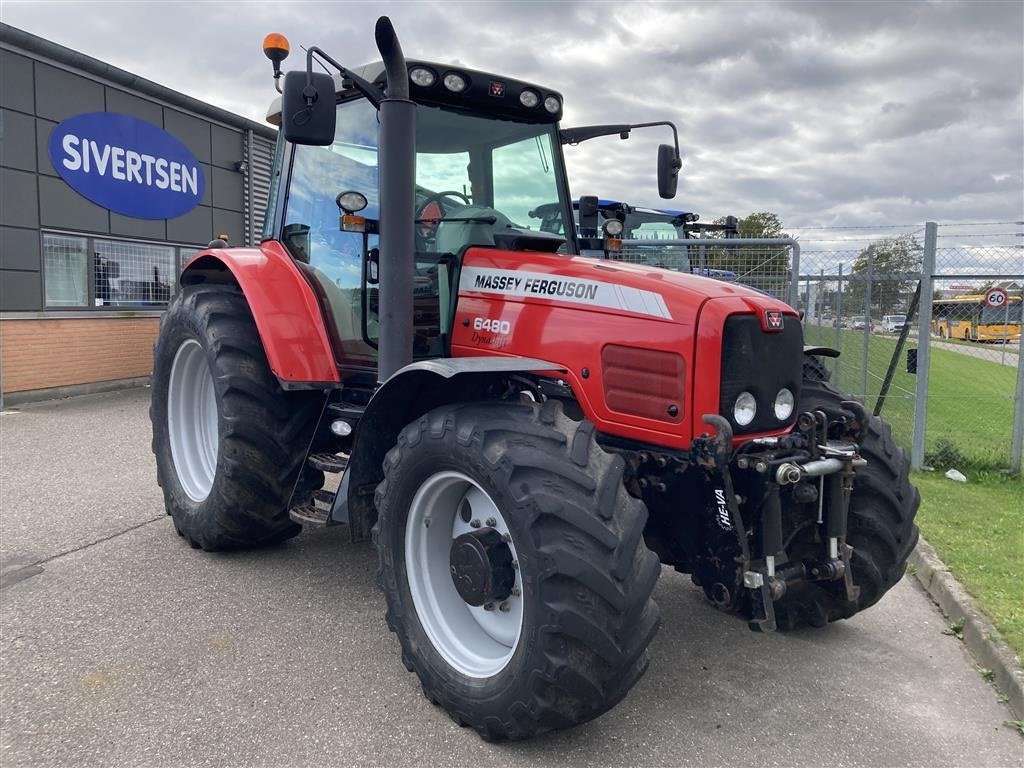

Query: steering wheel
[415,190,472,250]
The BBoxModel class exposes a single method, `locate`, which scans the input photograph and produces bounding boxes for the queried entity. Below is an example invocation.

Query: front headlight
[734,391,757,426]
[773,388,795,421]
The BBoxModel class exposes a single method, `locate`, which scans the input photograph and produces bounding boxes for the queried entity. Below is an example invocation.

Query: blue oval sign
[49,112,205,220]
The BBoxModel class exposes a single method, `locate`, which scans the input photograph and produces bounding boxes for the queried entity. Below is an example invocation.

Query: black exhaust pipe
[374,16,416,383]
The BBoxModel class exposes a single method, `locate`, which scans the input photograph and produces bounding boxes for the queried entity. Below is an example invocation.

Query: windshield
[981,302,1022,324]
[414,105,570,253]
[283,99,571,267]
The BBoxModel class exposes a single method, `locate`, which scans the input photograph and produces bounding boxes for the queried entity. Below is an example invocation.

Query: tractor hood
[458,248,795,325]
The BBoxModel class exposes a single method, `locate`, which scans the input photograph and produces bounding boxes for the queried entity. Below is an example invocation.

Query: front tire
[150,284,323,551]
[775,377,920,628]
[373,400,661,740]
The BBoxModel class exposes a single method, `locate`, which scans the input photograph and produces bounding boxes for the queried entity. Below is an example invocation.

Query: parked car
[849,316,873,331]
[881,314,907,333]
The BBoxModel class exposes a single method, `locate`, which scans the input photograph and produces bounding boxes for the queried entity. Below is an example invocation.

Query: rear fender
[336,357,566,540]
[180,241,339,386]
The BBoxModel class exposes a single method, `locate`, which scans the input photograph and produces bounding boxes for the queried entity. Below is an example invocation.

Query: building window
[43,234,89,307]
[179,246,203,272]
[93,239,176,307]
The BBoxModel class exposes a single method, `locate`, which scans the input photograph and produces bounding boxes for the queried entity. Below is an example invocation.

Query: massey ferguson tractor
[150,18,919,741]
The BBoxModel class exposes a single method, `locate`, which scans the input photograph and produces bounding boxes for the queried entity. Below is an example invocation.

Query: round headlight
[519,89,540,108]
[773,388,795,421]
[409,67,436,87]
[602,219,624,236]
[443,72,467,93]
[543,95,561,114]
[336,191,368,213]
[733,391,757,426]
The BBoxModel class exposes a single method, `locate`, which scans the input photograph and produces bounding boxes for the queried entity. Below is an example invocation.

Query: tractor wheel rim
[167,338,218,502]
[405,471,524,679]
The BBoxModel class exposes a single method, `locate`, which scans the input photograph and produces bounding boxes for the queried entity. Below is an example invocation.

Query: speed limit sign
[984,287,1008,308]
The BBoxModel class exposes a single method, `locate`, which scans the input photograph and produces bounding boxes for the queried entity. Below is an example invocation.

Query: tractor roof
[267,59,563,127]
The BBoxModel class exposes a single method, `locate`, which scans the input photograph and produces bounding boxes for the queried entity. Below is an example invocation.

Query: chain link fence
[620,221,1024,474]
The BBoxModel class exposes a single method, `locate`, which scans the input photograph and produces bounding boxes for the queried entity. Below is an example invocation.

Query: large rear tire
[150,284,323,551]
[373,400,661,740]
[775,377,920,628]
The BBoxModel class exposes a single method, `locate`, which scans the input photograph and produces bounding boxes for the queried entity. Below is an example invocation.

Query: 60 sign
[984,287,1008,309]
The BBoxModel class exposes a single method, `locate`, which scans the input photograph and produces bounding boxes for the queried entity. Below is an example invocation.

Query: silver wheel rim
[405,471,524,679]
[167,338,219,502]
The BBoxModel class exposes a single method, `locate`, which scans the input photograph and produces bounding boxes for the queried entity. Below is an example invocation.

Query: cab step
[289,503,330,527]
[308,452,348,473]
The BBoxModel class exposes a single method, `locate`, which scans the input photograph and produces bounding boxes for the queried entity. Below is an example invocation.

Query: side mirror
[281,70,336,146]
[658,144,680,199]
[578,195,599,237]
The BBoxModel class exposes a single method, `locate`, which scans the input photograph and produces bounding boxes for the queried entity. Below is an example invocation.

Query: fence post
[789,241,801,308]
[835,264,843,381]
[1011,322,1024,474]
[911,222,938,469]
[861,245,874,401]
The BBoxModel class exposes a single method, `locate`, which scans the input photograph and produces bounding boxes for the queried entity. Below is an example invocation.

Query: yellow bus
[932,293,1022,342]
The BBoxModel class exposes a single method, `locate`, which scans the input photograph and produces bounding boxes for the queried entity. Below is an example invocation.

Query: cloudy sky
[4,0,1022,246]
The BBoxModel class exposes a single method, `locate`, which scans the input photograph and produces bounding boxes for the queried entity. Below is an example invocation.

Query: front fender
[181,241,339,385]
[336,356,566,539]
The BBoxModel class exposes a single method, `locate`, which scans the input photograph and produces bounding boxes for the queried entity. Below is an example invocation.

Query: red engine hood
[459,248,794,324]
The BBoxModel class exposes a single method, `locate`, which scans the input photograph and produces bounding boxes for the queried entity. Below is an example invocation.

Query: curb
[909,536,1023,719]
[2,377,150,407]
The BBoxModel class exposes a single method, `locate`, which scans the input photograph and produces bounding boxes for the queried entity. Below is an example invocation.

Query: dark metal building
[0,23,276,399]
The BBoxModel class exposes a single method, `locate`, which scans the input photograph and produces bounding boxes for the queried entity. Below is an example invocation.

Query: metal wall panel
[211,124,243,170]
[34,118,56,176]
[0,108,36,172]
[0,269,42,311]
[167,204,212,245]
[0,225,41,271]
[211,166,243,212]
[34,62,103,122]
[110,212,167,241]
[0,50,34,114]
[38,175,108,232]
[212,208,244,245]
[162,108,211,164]
[0,168,38,227]
[105,87,162,126]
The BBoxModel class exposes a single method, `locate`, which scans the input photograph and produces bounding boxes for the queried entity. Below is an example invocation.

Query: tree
[847,235,922,317]
[704,212,791,298]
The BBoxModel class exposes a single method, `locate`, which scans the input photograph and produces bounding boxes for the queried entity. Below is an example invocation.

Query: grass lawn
[803,324,1019,471]
[911,470,1023,657]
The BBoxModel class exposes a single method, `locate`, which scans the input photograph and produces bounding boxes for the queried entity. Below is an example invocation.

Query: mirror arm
[561,121,682,165]
[305,46,385,109]
[629,121,682,165]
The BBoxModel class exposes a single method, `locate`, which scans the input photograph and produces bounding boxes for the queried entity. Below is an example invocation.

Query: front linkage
[692,402,869,632]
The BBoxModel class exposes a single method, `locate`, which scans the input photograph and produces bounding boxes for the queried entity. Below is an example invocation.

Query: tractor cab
[263,60,578,376]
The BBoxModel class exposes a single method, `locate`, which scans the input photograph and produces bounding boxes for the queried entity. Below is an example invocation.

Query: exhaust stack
[374,16,416,383]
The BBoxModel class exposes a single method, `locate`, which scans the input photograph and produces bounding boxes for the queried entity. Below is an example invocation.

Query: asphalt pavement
[2,388,1021,767]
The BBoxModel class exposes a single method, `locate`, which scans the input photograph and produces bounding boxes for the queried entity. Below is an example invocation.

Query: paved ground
[2,388,1021,767]
[930,339,1019,367]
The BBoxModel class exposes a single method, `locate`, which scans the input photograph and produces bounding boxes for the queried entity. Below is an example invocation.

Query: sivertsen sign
[48,112,206,220]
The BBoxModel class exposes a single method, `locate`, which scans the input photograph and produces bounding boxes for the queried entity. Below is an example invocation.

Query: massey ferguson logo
[765,310,784,331]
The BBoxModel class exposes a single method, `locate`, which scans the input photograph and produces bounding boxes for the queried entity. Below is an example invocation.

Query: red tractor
[150,18,919,741]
